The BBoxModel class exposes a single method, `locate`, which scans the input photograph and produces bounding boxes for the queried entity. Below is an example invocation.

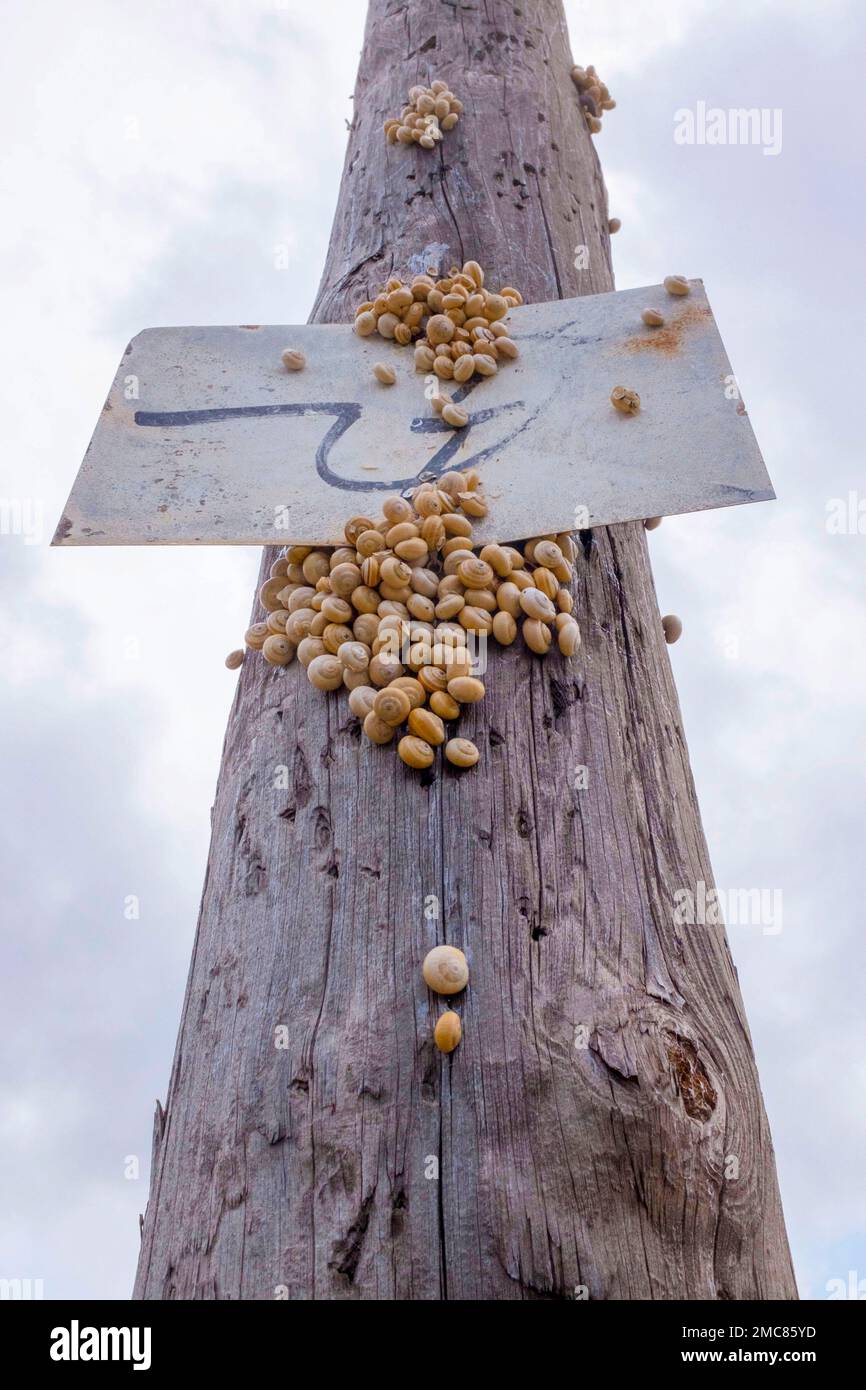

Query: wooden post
[134,0,796,1300]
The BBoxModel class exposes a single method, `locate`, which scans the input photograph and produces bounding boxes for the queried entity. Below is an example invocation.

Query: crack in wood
[329,1188,377,1283]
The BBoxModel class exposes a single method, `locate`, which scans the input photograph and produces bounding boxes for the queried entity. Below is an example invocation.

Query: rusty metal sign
[53,280,774,547]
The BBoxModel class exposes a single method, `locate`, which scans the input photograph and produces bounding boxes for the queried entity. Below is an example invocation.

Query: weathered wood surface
[134,0,796,1300]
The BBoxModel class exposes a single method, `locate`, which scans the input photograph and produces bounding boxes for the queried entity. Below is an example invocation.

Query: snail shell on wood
[374,686,412,726]
[262,635,295,666]
[519,586,557,622]
[306,654,343,689]
[363,711,397,744]
[389,676,426,710]
[398,734,435,768]
[434,1010,462,1053]
[408,707,446,745]
[445,737,479,768]
[348,685,377,718]
[422,945,469,995]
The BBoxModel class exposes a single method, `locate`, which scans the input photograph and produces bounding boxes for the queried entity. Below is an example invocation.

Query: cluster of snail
[384,79,463,149]
[227,471,583,772]
[570,63,615,135]
[353,260,522,417]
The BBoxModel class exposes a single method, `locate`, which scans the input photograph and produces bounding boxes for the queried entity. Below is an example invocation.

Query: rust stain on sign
[622,301,713,356]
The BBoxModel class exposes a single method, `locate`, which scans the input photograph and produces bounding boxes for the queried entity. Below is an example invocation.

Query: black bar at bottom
[2,1296,858,1374]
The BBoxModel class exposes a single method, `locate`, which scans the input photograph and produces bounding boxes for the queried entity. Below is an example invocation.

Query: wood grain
[134,0,796,1300]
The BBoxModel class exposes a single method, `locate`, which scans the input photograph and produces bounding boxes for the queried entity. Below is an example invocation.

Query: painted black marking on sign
[134,403,353,428]
[135,394,534,493]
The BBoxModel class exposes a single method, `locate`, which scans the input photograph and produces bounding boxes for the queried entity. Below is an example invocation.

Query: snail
[445,738,480,769]
[422,945,469,995]
[434,1011,462,1053]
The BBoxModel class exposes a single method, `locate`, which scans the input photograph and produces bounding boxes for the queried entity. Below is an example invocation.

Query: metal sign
[53,280,773,547]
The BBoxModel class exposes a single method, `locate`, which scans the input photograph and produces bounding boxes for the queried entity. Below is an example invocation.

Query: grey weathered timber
[134,0,796,1300]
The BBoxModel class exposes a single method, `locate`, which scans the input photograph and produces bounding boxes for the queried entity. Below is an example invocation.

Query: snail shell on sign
[664,275,690,297]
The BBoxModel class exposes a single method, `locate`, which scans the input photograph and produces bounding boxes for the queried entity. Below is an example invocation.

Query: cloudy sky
[1,0,864,1299]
